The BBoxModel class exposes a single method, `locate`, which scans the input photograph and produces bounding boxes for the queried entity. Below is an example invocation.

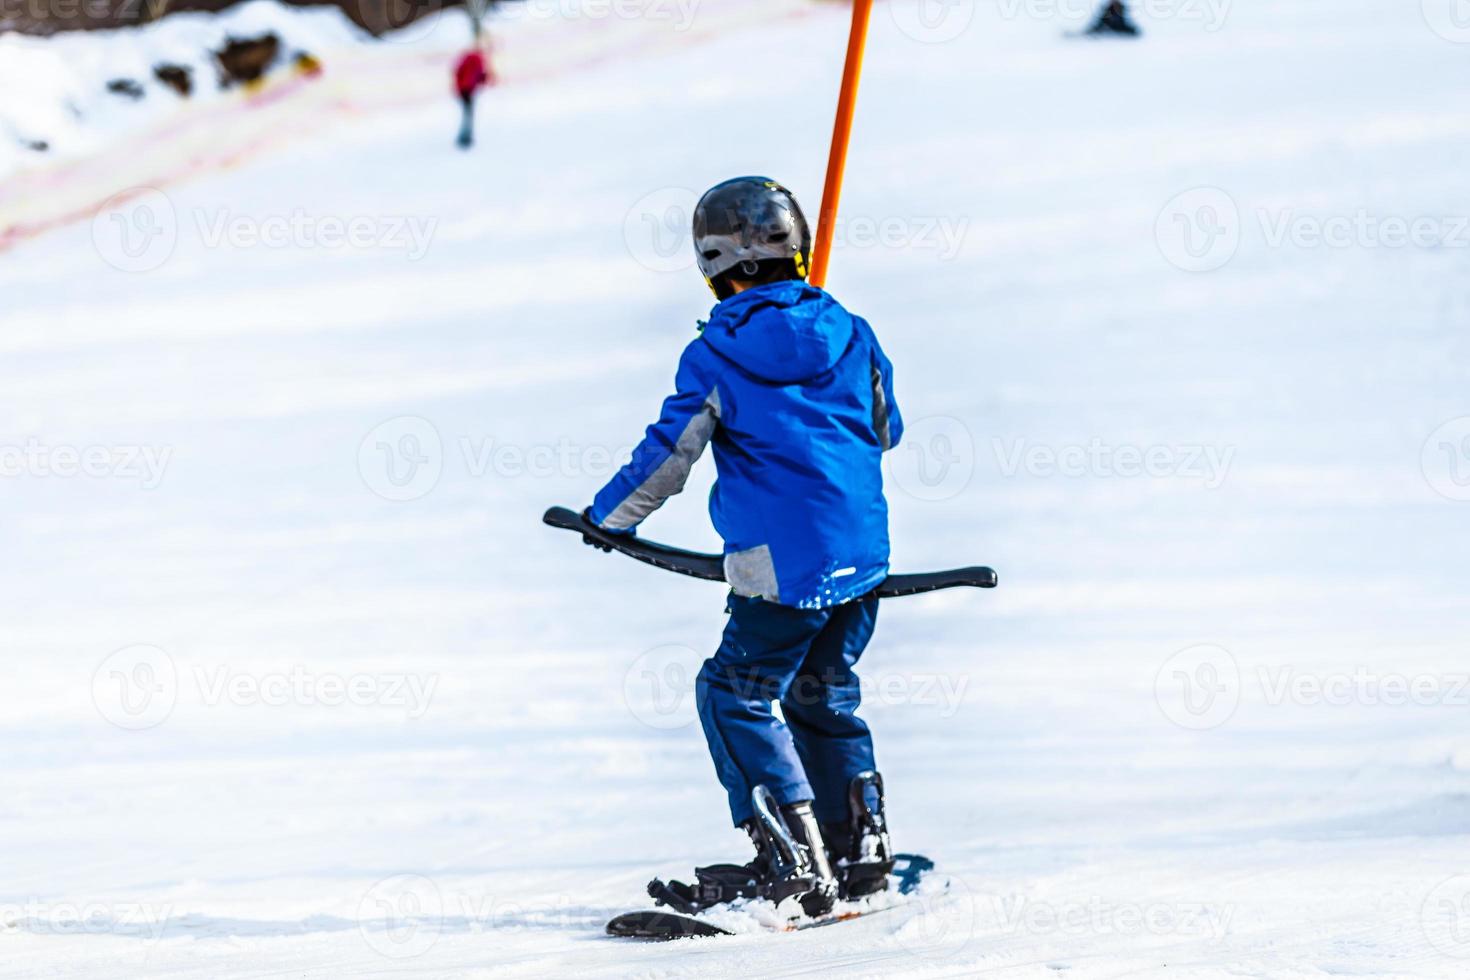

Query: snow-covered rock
[0,0,373,178]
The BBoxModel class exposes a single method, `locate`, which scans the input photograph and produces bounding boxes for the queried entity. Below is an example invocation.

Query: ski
[543,507,997,595]
[606,853,936,941]
[606,911,731,939]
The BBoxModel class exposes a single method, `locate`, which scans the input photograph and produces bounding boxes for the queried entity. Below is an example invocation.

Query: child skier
[585,177,903,916]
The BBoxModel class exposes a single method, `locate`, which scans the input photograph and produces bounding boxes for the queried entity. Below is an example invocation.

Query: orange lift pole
[809,0,875,289]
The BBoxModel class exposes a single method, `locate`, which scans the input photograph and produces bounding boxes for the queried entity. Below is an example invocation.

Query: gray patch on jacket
[871,363,893,450]
[724,543,779,603]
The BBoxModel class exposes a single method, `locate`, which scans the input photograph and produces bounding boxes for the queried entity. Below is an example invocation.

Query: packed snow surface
[3,1,1470,977]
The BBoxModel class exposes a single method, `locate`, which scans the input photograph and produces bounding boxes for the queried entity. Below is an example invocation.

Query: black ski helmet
[693,177,812,299]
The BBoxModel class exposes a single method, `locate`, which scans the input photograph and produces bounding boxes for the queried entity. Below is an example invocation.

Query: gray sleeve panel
[724,543,779,604]
[871,363,893,451]
[602,387,722,530]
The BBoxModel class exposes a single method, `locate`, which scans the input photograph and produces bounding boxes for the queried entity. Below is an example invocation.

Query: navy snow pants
[696,593,879,827]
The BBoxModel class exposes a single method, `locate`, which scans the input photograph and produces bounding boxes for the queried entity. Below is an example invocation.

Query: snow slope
[3,0,1470,976]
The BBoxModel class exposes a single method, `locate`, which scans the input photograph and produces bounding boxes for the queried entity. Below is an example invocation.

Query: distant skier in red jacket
[454,42,496,150]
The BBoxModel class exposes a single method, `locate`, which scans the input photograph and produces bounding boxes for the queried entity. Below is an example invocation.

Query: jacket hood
[700,281,856,384]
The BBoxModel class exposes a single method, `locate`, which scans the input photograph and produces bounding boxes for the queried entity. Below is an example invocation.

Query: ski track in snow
[3,0,1470,977]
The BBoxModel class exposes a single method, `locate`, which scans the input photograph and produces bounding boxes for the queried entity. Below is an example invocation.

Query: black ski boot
[647,785,837,917]
[749,786,838,917]
[820,770,895,899]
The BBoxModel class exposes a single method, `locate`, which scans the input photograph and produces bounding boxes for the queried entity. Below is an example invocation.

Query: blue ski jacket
[589,281,903,608]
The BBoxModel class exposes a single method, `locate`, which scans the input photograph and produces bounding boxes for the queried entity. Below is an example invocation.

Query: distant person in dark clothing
[453,42,496,149]
[1087,0,1140,37]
